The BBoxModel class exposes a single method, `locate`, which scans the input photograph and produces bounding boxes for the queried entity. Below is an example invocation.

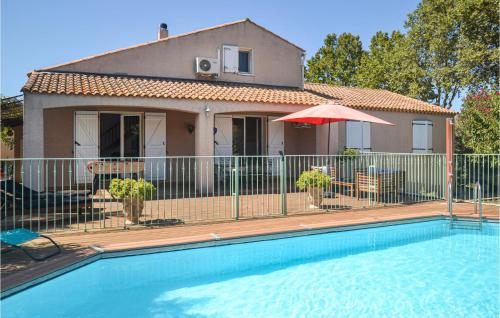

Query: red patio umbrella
[274,100,394,154]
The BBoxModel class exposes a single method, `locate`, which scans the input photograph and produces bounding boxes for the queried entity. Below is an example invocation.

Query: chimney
[158,23,168,40]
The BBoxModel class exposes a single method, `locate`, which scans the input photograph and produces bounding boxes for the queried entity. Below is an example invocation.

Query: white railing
[0,153,450,232]
[453,154,500,204]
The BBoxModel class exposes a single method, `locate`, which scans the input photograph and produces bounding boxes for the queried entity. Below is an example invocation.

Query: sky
[1,0,420,97]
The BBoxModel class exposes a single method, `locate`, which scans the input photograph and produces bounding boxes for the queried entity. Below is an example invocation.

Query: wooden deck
[1,201,498,293]
[4,190,442,232]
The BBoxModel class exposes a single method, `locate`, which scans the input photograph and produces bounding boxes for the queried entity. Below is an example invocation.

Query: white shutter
[346,121,362,149]
[145,113,167,180]
[74,111,99,183]
[267,117,284,175]
[413,120,433,153]
[347,121,371,151]
[214,116,233,156]
[426,123,433,152]
[223,45,239,73]
[267,117,284,156]
[362,122,371,152]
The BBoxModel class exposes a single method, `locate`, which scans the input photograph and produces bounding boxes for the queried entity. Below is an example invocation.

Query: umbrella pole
[327,122,331,156]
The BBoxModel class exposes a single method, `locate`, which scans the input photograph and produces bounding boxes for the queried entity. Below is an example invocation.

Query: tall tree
[356,31,433,101]
[305,33,364,86]
[405,0,499,108]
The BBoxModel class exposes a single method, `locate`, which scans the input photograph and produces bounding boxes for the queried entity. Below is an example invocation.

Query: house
[21,18,453,190]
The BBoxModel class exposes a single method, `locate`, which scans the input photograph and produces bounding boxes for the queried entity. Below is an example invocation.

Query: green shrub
[109,178,157,200]
[342,148,360,157]
[456,89,499,154]
[296,170,331,190]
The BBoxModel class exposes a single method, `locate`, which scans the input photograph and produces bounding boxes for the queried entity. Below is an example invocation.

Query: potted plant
[296,170,332,208]
[341,148,360,180]
[109,178,157,224]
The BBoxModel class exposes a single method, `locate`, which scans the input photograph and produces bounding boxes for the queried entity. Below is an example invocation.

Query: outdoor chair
[0,180,92,212]
[1,228,61,261]
[330,167,355,197]
[355,168,405,202]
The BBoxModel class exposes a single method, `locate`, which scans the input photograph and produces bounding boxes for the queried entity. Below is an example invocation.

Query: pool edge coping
[1,215,497,299]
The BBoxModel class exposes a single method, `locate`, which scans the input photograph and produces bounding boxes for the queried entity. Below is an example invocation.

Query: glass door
[100,114,121,157]
[123,115,141,157]
[245,117,262,155]
[99,113,141,157]
[230,116,263,156]
[232,117,245,155]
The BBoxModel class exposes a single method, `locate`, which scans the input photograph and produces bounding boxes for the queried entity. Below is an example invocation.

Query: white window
[223,45,253,74]
[412,120,433,153]
[346,121,371,151]
[223,45,239,73]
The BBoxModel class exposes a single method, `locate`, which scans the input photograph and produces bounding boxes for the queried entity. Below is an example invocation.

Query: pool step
[450,219,482,231]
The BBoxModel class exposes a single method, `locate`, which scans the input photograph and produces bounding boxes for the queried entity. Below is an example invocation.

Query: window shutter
[346,121,370,151]
[346,121,362,149]
[426,123,433,152]
[413,120,433,153]
[223,45,239,73]
[362,122,371,152]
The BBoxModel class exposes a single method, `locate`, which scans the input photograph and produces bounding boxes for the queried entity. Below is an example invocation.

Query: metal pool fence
[0,153,495,233]
[454,154,500,204]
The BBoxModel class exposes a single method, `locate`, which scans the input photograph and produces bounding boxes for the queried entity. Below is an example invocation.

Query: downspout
[300,53,305,90]
[217,48,221,80]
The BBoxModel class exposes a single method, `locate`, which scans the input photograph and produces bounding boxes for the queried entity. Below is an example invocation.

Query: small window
[238,50,251,73]
[412,120,433,153]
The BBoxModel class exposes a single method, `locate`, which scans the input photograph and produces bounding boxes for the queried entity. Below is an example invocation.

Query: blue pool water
[2,220,499,318]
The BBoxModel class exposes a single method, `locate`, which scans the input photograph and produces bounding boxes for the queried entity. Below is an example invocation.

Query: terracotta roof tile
[23,72,325,106]
[22,72,454,115]
[305,83,453,115]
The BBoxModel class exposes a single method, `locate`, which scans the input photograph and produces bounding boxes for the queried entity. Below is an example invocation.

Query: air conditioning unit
[195,57,220,77]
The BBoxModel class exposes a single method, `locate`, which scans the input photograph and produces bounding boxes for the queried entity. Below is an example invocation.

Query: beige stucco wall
[316,111,450,154]
[48,21,304,88]
[284,122,316,155]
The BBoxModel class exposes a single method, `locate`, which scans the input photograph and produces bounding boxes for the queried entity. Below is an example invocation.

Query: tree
[455,89,499,154]
[356,31,433,101]
[405,0,499,108]
[305,33,364,86]
[1,127,15,150]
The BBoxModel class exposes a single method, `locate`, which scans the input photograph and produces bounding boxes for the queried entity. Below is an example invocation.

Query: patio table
[86,160,145,194]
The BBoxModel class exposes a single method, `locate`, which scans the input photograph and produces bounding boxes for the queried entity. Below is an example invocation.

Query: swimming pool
[2,219,499,318]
